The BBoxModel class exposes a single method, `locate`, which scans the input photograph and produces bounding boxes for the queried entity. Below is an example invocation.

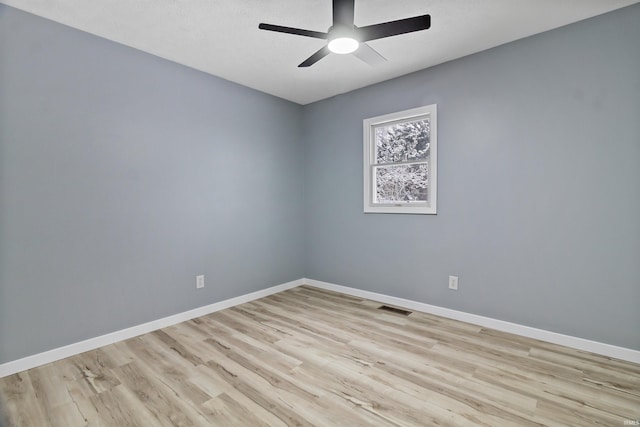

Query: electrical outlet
[196,275,205,289]
[448,275,459,290]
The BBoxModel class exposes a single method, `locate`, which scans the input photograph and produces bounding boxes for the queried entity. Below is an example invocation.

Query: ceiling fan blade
[299,45,331,67]
[357,15,431,41]
[258,23,328,39]
[333,0,355,26]
[353,42,387,66]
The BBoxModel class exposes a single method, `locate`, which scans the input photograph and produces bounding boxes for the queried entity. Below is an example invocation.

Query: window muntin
[364,105,437,214]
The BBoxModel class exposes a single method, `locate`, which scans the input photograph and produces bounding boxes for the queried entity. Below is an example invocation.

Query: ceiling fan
[258,0,431,68]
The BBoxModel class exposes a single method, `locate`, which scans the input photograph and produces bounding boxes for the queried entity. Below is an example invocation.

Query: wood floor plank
[88,384,160,426]
[1,285,639,426]
[189,366,288,427]
[110,362,209,427]
[0,372,49,426]
[201,392,269,426]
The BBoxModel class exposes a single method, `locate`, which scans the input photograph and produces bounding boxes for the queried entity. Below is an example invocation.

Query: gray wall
[303,5,640,350]
[0,5,304,363]
[1,4,639,365]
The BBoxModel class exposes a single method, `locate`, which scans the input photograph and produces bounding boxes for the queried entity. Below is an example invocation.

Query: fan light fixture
[328,37,359,54]
[258,0,431,67]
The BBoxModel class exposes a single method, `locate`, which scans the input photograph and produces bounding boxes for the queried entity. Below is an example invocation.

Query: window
[363,104,437,214]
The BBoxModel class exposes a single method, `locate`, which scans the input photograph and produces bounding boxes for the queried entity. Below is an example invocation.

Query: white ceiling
[2,0,638,105]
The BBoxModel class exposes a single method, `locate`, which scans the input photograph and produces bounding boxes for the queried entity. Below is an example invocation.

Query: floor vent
[378,305,412,316]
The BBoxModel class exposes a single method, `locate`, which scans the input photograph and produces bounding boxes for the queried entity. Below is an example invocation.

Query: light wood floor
[1,285,639,426]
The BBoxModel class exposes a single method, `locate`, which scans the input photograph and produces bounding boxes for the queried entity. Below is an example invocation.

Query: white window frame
[363,104,437,214]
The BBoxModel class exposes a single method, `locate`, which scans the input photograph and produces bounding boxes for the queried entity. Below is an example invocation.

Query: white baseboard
[2,276,637,378]
[303,278,640,364]
[0,279,303,378]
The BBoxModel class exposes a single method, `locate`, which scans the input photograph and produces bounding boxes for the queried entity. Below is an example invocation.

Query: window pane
[375,118,430,164]
[374,163,429,204]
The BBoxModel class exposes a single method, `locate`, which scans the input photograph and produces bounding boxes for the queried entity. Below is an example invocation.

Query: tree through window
[363,105,437,214]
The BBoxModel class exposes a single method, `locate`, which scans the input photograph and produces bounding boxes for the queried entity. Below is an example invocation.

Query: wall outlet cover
[449,275,459,290]
[196,275,205,289]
